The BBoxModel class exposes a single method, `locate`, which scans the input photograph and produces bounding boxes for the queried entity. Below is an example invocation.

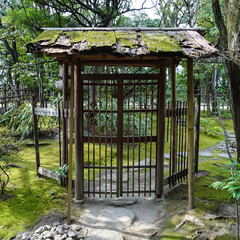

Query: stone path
[16,197,166,240]
[78,197,165,240]
[16,132,237,240]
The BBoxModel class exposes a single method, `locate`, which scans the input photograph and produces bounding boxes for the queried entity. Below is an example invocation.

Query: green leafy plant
[0,128,20,196]
[0,102,32,139]
[211,160,240,240]
[51,164,68,179]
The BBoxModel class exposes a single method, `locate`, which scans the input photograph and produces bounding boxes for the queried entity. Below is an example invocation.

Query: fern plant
[211,160,240,240]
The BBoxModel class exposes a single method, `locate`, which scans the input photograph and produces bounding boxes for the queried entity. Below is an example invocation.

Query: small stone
[56,226,64,235]
[51,227,56,233]
[68,230,77,238]
[77,234,85,239]
[45,225,52,231]
[54,235,62,240]
[43,231,52,239]
[53,222,60,226]
[22,232,30,240]
[35,226,44,234]
[62,233,68,239]
[71,225,82,232]
[63,224,70,230]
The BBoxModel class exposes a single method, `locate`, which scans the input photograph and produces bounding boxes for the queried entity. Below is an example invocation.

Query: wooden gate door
[79,72,166,198]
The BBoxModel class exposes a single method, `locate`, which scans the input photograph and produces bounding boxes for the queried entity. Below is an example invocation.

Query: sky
[127,0,158,19]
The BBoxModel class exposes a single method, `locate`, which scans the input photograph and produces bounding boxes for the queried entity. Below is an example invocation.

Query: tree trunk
[212,0,240,162]
[225,61,240,161]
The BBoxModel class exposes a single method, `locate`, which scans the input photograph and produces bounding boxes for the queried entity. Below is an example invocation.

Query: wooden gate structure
[28,27,218,210]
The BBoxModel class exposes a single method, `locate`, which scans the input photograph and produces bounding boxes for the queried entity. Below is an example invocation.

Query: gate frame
[29,28,218,220]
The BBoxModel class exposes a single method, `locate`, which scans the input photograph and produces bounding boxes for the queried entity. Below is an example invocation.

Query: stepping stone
[218,153,233,158]
[199,151,213,158]
[100,197,137,207]
[164,161,169,167]
[97,207,135,228]
[88,229,123,240]
[164,153,170,159]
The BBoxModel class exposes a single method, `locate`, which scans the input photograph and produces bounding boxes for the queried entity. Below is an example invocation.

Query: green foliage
[211,160,240,201]
[0,102,32,139]
[51,164,68,179]
[0,127,20,195]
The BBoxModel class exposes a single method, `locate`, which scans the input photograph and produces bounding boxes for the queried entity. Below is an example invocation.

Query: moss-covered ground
[0,114,236,239]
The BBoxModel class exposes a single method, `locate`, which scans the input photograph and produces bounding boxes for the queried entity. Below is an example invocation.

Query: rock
[164,153,170,159]
[63,224,70,230]
[164,161,169,167]
[88,229,123,240]
[51,227,57,233]
[43,231,52,239]
[198,151,213,158]
[53,222,60,226]
[45,225,52,231]
[54,235,62,240]
[98,207,135,228]
[56,226,64,235]
[67,230,77,238]
[101,197,137,207]
[22,232,30,240]
[218,153,233,158]
[35,226,44,234]
[71,225,82,232]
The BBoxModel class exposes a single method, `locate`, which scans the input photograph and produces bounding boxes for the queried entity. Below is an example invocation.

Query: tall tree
[33,0,152,27]
[212,0,240,161]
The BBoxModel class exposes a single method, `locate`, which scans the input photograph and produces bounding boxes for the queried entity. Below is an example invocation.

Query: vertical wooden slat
[194,92,201,173]
[156,66,166,198]
[75,62,84,200]
[187,58,196,209]
[67,65,74,225]
[62,64,68,187]
[144,83,148,196]
[87,79,90,197]
[138,79,142,196]
[149,82,154,194]
[117,78,123,197]
[171,66,177,185]
[32,94,40,177]
[58,102,62,168]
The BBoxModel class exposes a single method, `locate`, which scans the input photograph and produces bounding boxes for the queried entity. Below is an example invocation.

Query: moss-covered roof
[28,27,217,59]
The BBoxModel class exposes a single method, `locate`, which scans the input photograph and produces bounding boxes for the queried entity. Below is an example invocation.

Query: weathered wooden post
[62,63,68,187]
[67,65,74,224]
[32,93,40,177]
[187,58,196,209]
[156,66,166,197]
[171,65,177,185]
[74,61,84,201]
[194,90,201,173]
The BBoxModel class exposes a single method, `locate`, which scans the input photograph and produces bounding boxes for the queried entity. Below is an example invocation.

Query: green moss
[31,30,62,44]
[0,161,67,239]
[64,31,87,43]
[115,31,138,48]
[86,31,116,47]
[141,32,182,52]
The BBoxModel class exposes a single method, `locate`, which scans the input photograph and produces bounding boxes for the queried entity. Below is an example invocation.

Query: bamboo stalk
[67,65,74,225]
[187,58,196,210]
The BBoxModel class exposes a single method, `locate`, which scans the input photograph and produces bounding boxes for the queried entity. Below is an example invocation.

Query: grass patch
[0,145,67,240]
